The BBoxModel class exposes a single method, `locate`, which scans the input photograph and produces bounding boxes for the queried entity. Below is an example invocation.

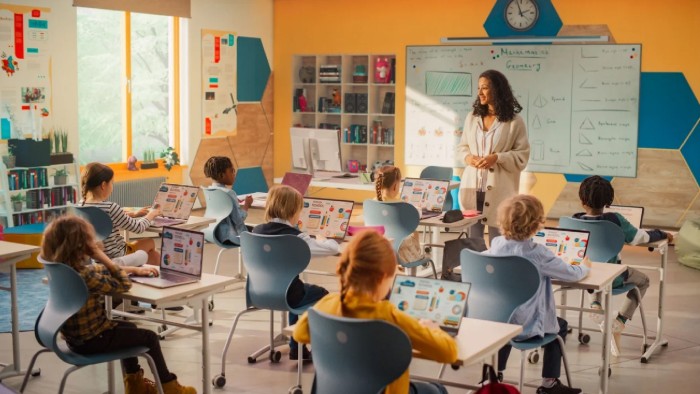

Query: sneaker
[610,318,625,357]
[589,303,604,325]
[289,346,312,361]
[536,379,582,394]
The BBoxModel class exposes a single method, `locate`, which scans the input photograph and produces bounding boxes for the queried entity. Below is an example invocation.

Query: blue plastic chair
[558,217,648,350]
[214,233,315,393]
[460,248,573,392]
[363,200,437,278]
[71,206,113,241]
[420,166,454,211]
[20,258,163,394]
[233,166,269,195]
[307,308,412,394]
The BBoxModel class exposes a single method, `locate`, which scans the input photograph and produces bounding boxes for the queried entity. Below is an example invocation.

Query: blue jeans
[288,283,328,350]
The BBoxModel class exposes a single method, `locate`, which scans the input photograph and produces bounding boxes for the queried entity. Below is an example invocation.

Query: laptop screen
[400,178,450,213]
[532,227,590,265]
[282,172,313,196]
[160,227,205,277]
[605,205,644,229]
[152,183,200,220]
[297,197,354,240]
[389,275,470,336]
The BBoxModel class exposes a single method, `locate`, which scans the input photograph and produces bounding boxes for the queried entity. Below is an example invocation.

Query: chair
[558,217,648,350]
[71,206,112,241]
[459,248,573,392]
[306,308,412,394]
[233,166,269,195]
[20,258,163,394]
[363,200,437,278]
[213,233,316,394]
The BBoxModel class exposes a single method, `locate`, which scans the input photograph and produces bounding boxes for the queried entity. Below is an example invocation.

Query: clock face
[504,0,539,31]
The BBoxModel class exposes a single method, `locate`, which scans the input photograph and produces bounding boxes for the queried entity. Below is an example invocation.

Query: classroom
[1,0,699,393]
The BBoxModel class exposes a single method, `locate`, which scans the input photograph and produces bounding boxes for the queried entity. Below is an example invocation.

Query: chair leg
[429,259,438,279]
[142,353,165,394]
[518,351,525,393]
[220,308,258,375]
[578,290,585,338]
[437,363,447,379]
[214,248,226,275]
[556,335,573,388]
[19,349,50,393]
[634,288,648,351]
[58,365,83,394]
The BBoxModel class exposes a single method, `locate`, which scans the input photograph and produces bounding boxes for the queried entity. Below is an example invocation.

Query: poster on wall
[0,4,52,141]
[201,29,237,137]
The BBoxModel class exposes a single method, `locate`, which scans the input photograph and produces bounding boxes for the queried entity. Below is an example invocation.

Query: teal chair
[233,166,269,195]
[71,206,113,241]
[307,309,412,394]
[363,200,437,278]
[460,248,573,392]
[214,233,316,394]
[20,258,163,394]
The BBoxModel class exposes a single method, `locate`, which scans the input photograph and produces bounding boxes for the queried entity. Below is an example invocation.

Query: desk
[274,173,461,192]
[419,214,482,275]
[0,241,41,380]
[125,216,216,242]
[109,273,238,394]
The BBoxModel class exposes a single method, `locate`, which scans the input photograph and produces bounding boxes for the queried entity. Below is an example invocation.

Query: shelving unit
[0,161,81,227]
[292,53,396,172]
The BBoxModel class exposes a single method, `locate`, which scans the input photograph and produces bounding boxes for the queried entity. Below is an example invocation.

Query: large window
[77,8,177,164]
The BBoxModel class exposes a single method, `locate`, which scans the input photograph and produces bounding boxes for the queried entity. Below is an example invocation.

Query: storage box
[9,139,50,167]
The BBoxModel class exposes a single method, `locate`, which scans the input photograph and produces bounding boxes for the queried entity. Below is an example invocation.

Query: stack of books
[319,65,341,83]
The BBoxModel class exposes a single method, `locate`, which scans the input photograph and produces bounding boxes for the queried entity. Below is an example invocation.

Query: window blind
[73,0,190,18]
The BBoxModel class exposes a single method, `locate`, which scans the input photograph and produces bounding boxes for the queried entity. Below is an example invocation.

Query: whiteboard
[405,44,641,177]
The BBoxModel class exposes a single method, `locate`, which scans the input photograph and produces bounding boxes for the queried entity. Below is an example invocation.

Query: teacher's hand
[467,154,482,168]
[476,154,498,169]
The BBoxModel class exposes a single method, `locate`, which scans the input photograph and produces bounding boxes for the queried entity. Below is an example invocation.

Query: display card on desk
[532,227,590,265]
[400,177,450,218]
[297,197,354,240]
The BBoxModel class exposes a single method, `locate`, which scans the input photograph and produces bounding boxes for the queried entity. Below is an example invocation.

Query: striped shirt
[80,200,151,258]
[61,263,132,345]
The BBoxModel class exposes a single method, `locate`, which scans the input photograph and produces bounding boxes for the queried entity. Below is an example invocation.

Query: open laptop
[282,172,313,196]
[605,204,644,229]
[532,227,590,265]
[400,177,450,219]
[151,183,200,227]
[131,227,204,288]
[389,275,471,337]
[297,197,354,240]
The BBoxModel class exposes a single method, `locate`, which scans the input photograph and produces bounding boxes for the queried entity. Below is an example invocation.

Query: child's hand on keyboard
[127,206,150,218]
[146,208,161,221]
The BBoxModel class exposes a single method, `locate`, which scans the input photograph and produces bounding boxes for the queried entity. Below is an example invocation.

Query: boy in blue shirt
[204,156,253,244]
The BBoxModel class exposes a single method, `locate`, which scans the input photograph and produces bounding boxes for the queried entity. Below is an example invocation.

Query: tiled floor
[2,219,700,393]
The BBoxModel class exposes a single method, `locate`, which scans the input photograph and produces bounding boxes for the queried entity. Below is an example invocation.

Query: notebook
[604,204,644,229]
[297,197,354,240]
[399,177,451,219]
[389,275,471,337]
[532,227,590,265]
[131,227,204,288]
[281,172,313,196]
[151,183,200,227]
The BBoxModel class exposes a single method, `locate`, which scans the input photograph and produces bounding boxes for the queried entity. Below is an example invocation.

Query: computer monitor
[289,127,343,173]
[290,127,311,173]
[605,205,644,229]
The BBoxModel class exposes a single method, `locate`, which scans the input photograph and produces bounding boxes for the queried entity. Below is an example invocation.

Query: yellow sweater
[293,291,458,394]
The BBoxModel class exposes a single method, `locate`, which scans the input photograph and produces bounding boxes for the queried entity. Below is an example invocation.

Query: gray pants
[594,266,650,320]
[469,191,501,244]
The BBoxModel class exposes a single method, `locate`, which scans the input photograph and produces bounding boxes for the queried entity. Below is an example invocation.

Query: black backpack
[441,232,487,281]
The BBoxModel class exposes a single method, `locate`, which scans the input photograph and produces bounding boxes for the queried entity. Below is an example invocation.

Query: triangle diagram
[579,133,592,145]
[576,149,593,157]
[580,118,595,130]
[532,115,542,129]
[579,78,597,89]
[533,95,548,108]
[577,161,594,171]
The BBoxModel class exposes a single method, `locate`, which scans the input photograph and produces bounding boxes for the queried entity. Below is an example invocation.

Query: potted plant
[10,193,24,212]
[2,145,16,169]
[160,147,180,171]
[141,149,158,169]
[49,128,74,165]
[53,166,68,185]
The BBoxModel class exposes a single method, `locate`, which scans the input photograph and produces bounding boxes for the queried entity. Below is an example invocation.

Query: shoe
[289,345,312,361]
[536,379,582,394]
[610,318,625,357]
[162,377,196,394]
[123,369,157,394]
[589,304,604,325]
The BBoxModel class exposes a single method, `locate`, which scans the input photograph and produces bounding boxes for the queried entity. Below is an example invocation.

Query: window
[77,8,178,164]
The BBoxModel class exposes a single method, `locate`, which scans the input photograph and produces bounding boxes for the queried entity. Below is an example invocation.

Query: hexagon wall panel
[238,36,271,102]
[564,174,612,183]
[639,72,700,149]
[547,182,584,221]
[484,0,562,38]
[526,172,567,218]
[681,125,700,186]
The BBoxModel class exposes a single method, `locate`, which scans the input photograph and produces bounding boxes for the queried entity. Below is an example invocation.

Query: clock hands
[515,0,524,17]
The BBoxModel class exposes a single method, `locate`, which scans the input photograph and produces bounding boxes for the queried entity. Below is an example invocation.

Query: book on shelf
[7,168,49,190]
[381,92,395,114]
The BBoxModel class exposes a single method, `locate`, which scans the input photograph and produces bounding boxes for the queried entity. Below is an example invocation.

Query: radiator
[111,177,166,207]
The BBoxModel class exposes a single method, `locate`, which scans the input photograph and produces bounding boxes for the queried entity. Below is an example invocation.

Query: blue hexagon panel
[484,0,562,38]
[564,174,613,183]
[237,37,270,102]
[639,72,700,149]
[681,127,700,186]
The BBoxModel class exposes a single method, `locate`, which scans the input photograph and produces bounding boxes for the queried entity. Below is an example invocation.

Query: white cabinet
[292,54,396,172]
[0,162,81,227]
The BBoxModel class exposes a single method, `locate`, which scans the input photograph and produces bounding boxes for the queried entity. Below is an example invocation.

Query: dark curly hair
[579,175,614,211]
[203,156,234,183]
[472,69,522,122]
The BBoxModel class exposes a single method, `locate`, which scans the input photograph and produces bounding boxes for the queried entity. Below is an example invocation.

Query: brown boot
[123,369,158,394]
[162,377,197,394]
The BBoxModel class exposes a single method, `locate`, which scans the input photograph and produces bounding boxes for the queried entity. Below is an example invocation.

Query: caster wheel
[527,351,539,364]
[208,300,215,311]
[424,247,432,254]
[209,320,214,326]
[212,375,226,388]
[451,363,460,371]
[270,350,282,363]
[648,247,654,252]
[288,386,302,394]
[567,327,573,334]
[31,368,41,377]
[578,333,591,344]
[642,344,649,353]
[598,367,612,377]
[662,342,669,347]
[641,357,648,364]
[247,356,257,364]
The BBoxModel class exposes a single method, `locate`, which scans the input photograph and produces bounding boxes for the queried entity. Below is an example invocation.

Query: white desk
[109,273,238,394]
[274,173,461,193]
[125,216,216,242]
[0,241,41,381]
[419,214,482,274]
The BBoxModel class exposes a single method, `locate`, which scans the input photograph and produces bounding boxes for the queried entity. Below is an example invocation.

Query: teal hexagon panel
[564,174,613,183]
[639,72,700,149]
[681,127,700,185]
[484,0,562,38]
[237,37,270,102]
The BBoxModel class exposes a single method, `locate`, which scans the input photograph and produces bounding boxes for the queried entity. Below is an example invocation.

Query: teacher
[458,69,530,243]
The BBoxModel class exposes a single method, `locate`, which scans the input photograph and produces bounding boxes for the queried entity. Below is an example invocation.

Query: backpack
[441,232,487,281]
[475,364,520,394]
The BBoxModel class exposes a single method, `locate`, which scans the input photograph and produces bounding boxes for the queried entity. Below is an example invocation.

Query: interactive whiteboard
[405,44,641,177]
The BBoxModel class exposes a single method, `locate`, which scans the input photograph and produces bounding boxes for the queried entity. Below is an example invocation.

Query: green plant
[53,166,68,177]
[10,193,25,202]
[6,145,15,157]
[52,128,60,153]
[143,149,157,162]
[160,147,180,171]
[60,130,68,153]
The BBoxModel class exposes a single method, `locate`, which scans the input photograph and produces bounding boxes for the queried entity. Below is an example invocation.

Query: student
[80,162,160,266]
[203,156,253,245]
[40,216,196,394]
[252,185,337,360]
[486,194,590,394]
[573,175,672,355]
[293,230,457,394]
[374,165,427,263]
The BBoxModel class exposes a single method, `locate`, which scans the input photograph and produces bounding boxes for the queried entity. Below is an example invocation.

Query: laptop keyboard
[159,271,194,283]
[152,217,187,227]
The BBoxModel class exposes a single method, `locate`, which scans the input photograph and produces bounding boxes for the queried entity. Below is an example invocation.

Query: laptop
[389,275,471,337]
[151,183,200,227]
[399,177,451,219]
[131,227,204,288]
[532,227,590,265]
[297,197,354,240]
[281,172,313,196]
[604,204,644,229]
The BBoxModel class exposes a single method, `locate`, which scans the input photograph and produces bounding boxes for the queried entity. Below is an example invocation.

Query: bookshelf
[291,54,396,173]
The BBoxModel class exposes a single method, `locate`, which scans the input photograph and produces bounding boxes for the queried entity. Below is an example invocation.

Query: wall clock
[504,0,539,31]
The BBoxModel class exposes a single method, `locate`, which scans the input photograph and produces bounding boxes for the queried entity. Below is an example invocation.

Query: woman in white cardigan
[458,69,530,243]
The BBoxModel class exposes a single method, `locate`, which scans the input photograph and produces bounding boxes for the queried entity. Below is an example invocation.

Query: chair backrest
[71,206,112,241]
[363,200,419,252]
[233,166,269,195]
[308,309,412,394]
[201,187,236,244]
[420,166,454,211]
[36,257,89,362]
[240,232,311,311]
[559,216,625,262]
[459,249,540,323]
